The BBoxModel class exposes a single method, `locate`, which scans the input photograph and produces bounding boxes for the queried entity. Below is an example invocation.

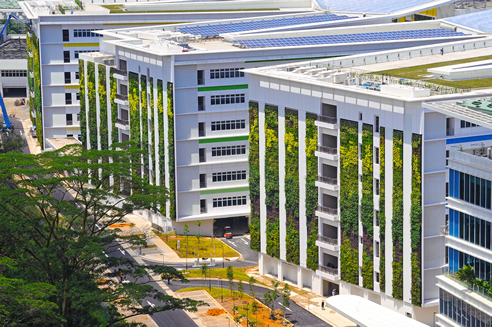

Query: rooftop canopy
[445,9,492,33]
[315,0,453,14]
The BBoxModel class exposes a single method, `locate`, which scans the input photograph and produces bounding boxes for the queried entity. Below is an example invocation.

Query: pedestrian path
[175,290,234,327]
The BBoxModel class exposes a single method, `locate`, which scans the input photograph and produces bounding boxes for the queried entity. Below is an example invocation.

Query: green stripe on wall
[245,55,341,64]
[200,186,249,195]
[63,43,99,47]
[197,84,248,92]
[198,135,248,144]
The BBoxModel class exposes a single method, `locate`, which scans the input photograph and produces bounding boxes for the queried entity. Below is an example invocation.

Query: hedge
[285,109,300,265]
[109,69,118,145]
[392,130,404,300]
[249,102,260,252]
[305,113,318,271]
[149,77,155,185]
[264,105,280,259]
[87,62,97,150]
[411,134,422,306]
[98,65,108,151]
[79,60,86,149]
[361,124,374,290]
[167,82,176,220]
[340,119,359,284]
[379,127,386,292]
[141,75,149,180]
[157,80,166,215]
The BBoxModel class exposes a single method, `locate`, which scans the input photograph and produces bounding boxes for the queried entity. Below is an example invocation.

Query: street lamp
[243,301,249,327]
[185,246,188,270]
[222,243,225,268]
[161,253,165,265]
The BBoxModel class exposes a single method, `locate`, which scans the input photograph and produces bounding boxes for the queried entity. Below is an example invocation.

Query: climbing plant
[339,119,359,284]
[28,28,43,145]
[129,72,141,181]
[87,62,97,150]
[285,109,300,265]
[392,130,404,300]
[167,82,176,220]
[361,124,374,290]
[157,80,166,215]
[305,113,318,271]
[249,101,260,252]
[26,30,34,125]
[379,127,386,292]
[79,60,86,149]
[98,65,108,151]
[141,75,149,181]
[149,77,155,185]
[411,134,422,306]
[109,69,118,145]
[264,105,279,259]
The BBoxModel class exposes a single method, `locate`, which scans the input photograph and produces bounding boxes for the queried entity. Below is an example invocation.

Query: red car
[224,226,232,239]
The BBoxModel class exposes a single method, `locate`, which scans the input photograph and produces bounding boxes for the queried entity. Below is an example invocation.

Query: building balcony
[315,145,338,161]
[440,268,492,303]
[115,118,129,131]
[113,68,127,80]
[316,265,340,281]
[316,175,338,191]
[316,205,339,222]
[316,234,339,252]
[115,93,128,105]
[315,115,338,129]
[446,128,454,136]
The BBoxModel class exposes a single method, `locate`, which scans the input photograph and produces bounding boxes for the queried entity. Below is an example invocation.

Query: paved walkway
[175,290,234,327]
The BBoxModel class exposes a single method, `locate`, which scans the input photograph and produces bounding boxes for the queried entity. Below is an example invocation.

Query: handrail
[317,115,337,124]
[113,68,127,76]
[317,175,337,185]
[317,205,338,215]
[115,94,128,101]
[116,118,129,126]
[442,267,492,302]
[318,234,338,245]
[317,145,337,155]
[318,265,339,275]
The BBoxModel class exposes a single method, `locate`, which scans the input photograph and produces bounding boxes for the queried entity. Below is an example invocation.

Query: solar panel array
[445,10,492,33]
[178,14,355,36]
[233,29,469,48]
[315,0,442,13]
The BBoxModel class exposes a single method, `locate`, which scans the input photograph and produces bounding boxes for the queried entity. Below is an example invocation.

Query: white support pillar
[278,260,284,282]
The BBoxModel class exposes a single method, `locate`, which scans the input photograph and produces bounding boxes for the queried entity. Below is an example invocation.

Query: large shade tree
[0,143,204,326]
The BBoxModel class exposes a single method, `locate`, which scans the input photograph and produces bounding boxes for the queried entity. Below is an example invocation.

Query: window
[211,119,246,131]
[62,29,69,42]
[212,196,247,208]
[197,70,204,85]
[198,122,205,137]
[374,115,379,132]
[66,114,73,126]
[75,71,79,80]
[200,199,207,213]
[74,50,97,59]
[65,93,72,105]
[375,241,380,257]
[359,112,363,121]
[199,174,206,188]
[452,169,492,209]
[212,170,247,182]
[199,148,206,163]
[211,145,246,157]
[0,70,27,77]
[64,72,71,84]
[460,120,477,128]
[63,51,70,63]
[375,210,379,226]
[210,94,245,105]
[73,29,102,38]
[376,272,380,283]
[451,208,492,250]
[76,93,80,101]
[209,68,245,79]
[375,147,379,164]
[375,179,380,196]
[198,96,205,111]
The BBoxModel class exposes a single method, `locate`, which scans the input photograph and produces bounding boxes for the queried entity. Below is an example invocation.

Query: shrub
[285,109,299,265]
[248,102,260,252]
[305,113,318,270]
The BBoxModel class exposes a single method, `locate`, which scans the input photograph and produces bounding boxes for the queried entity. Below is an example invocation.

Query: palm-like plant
[456,265,475,284]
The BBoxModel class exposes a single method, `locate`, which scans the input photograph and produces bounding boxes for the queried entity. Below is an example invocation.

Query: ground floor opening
[213,216,249,238]
[2,87,26,98]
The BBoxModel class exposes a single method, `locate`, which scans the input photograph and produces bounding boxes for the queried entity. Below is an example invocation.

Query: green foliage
[98,65,108,151]
[27,28,43,146]
[305,113,318,271]
[392,259,403,300]
[379,127,385,292]
[167,82,176,220]
[141,75,149,180]
[79,60,87,148]
[361,247,374,290]
[285,109,299,265]
[149,77,156,185]
[157,80,166,214]
[282,284,291,313]
[361,124,374,239]
[266,217,280,259]
[0,133,27,154]
[75,0,83,9]
[87,62,97,150]
[109,69,118,145]
[456,265,475,284]
[248,102,260,252]
[411,134,422,306]
[340,232,358,284]
[392,130,404,300]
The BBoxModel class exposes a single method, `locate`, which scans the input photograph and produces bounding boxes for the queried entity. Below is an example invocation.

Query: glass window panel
[487,222,491,250]
[450,209,455,237]
[460,172,465,200]
[476,218,481,247]
[465,215,470,241]
[482,220,486,247]
[471,176,475,205]
[487,181,491,209]
[460,212,464,239]
[482,179,487,208]
[450,169,455,198]
[465,174,470,202]
[476,178,481,206]
[470,216,475,244]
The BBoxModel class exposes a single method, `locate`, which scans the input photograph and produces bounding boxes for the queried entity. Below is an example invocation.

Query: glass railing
[116,118,129,126]
[115,94,128,101]
[318,265,339,275]
[317,205,338,215]
[318,234,338,245]
[317,145,337,155]
[316,115,337,124]
[442,267,492,302]
[317,175,337,185]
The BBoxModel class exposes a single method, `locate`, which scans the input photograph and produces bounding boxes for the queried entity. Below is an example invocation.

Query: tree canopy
[0,143,204,326]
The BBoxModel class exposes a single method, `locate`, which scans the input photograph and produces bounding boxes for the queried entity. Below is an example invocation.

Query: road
[168,279,331,327]
[221,235,259,263]
[107,242,198,327]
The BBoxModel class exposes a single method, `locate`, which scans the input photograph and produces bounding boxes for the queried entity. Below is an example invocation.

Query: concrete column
[279,106,286,261]
[278,260,284,282]
[259,253,264,275]
[259,101,267,255]
[297,266,303,290]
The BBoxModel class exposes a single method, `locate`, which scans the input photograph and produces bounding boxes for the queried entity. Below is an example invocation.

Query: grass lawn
[372,55,492,89]
[182,267,264,285]
[158,235,239,258]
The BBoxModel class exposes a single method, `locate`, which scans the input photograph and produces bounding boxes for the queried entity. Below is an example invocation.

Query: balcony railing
[116,118,129,126]
[446,128,454,136]
[317,145,337,155]
[199,130,205,137]
[200,207,207,214]
[442,267,492,302]
[198,105,205,111]
[317,115,337,124]
[200,182,206,188]
[318,265,339,275]
[113,68,127,76]
[318,234,338,245]
[317,205,338,215]
[317,175,337,185]
[441,224,449,235]
[115,94,128,101]
[197,79,205,85]
[199,156,206,163]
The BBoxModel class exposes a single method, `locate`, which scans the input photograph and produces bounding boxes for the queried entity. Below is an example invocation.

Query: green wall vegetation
[129,72,141,181]
[149,77,155,185]
[167,82,176,220]
[411,134,422,306]
[26,30,34,125]
[87,62,97,150]
[141,76,149,180]
[249,101,260,252]
[392,130,404,301]
[361,124,374,290]
[79,60,87,149]
[305,113,319,271]
[264,105,280,259]
[157,80,166,215]
[98,65,108,151]
[285,109,300,265]
[340,119,359,284]
[379,127,386,292]
[27,28,43,145]
[109,69,118,145]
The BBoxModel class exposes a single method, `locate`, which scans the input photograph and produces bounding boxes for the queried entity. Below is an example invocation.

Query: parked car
[223,226,232,239]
